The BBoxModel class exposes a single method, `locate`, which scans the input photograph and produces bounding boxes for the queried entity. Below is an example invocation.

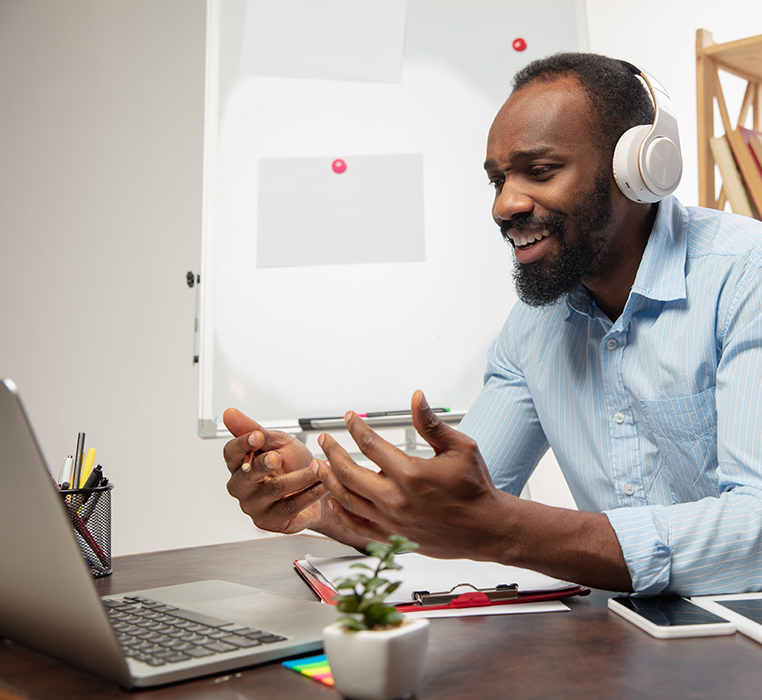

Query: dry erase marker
[364,408,450,417]
[58,455,74,488]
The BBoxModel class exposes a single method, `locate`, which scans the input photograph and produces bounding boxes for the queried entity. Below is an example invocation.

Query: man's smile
[505,229,552,249]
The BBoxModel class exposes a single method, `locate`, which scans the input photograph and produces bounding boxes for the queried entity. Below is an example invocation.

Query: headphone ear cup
[613,125,663,203]
[642,136,682,192]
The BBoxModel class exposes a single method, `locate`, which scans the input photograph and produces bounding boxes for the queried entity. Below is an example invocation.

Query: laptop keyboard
[103,595,287,667]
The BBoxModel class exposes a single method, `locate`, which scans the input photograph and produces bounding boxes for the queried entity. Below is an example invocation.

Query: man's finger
[223,433,253,474]
[228,464,323,506]
[223,407,264,438]
[410,389,459,456]
[312,437,384,520]
[325,498,392,544]
[341,412,409,477]
[224,408,294,452]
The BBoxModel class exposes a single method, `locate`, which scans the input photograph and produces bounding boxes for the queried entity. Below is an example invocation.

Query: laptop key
[202,640,238,653]
[184,647,215,658]
[218,635,263,648]
[163,608,234,628]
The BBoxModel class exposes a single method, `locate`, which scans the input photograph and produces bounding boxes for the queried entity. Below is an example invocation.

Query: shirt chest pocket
[639,387,719,502]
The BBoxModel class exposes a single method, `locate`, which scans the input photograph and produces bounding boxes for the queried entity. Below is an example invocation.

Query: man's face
[484,76,618,306]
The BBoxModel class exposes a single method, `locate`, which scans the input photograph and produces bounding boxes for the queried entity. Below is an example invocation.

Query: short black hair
[512,52,655,158]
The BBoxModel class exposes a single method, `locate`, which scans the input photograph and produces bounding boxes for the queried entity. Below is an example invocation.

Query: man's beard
[503,172,613,307]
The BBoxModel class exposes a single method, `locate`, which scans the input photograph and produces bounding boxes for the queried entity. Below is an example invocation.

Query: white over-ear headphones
[612,61,682,203]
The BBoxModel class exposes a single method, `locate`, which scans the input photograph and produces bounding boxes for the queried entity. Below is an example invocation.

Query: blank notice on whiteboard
[256,153,425,268]
[239,0,408,83]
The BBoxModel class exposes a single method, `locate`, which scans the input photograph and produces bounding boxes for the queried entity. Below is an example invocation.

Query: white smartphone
[608,595,736,639]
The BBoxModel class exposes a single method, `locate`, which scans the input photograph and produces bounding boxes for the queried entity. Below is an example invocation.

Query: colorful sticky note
[283,654,335,686]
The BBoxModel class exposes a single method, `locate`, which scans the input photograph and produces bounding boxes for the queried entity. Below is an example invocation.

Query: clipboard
[294,559,589,613]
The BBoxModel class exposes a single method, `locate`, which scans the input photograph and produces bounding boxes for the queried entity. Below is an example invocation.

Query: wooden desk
[1,535,760,700]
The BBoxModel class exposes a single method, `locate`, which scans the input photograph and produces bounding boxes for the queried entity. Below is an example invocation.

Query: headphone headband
[612,61,682,203]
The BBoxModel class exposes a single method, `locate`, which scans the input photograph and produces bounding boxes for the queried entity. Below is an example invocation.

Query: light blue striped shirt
[459,195,762,595]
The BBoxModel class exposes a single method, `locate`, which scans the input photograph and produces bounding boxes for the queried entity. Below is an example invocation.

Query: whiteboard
[198,0,588,437]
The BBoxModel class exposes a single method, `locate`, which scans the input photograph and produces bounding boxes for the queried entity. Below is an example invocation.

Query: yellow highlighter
[79,448,97,488]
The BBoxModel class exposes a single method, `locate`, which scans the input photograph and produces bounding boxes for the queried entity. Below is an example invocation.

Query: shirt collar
[629,195,687,303]
[565,195,688,320]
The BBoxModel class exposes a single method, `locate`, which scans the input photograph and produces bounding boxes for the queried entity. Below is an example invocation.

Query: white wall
[1,1,760,555]
[0,0,247,555]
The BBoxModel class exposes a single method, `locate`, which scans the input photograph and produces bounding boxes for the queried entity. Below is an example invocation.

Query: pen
[83,464,103,490]
[71,432,86,494]
[80,467,108,521]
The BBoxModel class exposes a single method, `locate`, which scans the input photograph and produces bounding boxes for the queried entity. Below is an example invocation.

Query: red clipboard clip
[412,583,519,607]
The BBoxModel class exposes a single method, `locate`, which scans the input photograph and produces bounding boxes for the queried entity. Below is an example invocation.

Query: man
[224,53,762,596]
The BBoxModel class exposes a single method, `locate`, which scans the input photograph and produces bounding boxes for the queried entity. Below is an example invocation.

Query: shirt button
[624,483,636,496]
[606,339,618,350]
[614,411,625,424]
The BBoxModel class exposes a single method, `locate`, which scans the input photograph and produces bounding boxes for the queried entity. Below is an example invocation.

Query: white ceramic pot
[323,618,430,700]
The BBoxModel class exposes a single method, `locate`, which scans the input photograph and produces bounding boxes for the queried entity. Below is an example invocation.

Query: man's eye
[488,179,503,191]
[529,166,555,177]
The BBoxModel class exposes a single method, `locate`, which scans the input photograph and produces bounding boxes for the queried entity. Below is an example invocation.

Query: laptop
[0,378,337,688]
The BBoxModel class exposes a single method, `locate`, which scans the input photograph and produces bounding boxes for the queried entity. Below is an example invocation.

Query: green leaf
[336,598,361,613]
[363,577,388,592]
[335,575,369,589]
[338,616,369,631]
[331,535,419,630]
[384,580,402,596]
[365,542,389,558]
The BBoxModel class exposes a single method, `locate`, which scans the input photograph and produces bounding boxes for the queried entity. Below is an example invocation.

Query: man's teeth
[511,230,551,247]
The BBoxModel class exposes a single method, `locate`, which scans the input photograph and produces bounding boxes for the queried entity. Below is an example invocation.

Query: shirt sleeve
[458,311,549,497]
[608,261,762,596]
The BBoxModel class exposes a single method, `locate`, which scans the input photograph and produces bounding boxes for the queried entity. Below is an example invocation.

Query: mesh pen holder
[59,484,114,577]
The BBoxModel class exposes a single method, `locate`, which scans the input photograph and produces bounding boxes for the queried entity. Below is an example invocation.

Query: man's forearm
[496,494,633,592]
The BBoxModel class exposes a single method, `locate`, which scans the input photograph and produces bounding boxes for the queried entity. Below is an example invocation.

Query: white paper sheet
[239,0,408,83]
[257,153,425,268]
[400,600,569,619]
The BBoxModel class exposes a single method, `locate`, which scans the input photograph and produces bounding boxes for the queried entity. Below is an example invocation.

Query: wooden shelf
[696,30,762,214]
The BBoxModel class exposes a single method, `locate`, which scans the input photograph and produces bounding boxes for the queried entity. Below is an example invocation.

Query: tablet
[691,592,762,644]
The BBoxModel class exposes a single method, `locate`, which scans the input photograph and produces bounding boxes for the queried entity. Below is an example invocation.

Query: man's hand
[223,408,328,534]
[310,390,512,561]
[311,390,633,591]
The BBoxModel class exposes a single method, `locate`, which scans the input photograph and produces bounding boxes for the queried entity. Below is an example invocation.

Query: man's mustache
[500,215,562,241]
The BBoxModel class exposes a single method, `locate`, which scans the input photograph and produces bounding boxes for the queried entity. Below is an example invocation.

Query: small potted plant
[322,535,430,700]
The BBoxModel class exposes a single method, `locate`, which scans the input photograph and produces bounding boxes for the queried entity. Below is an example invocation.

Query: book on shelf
[739,126,762,178]
[725,127,762,219]
[710,135,756,218]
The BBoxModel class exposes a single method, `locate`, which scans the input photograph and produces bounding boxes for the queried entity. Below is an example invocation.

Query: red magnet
[332,158,347,174]
[512,37,527,52]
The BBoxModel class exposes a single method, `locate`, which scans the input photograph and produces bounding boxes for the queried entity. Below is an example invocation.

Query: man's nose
[493,182,533,224]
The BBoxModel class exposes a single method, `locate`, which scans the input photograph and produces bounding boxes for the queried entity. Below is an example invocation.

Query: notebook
[0,378,337,688]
